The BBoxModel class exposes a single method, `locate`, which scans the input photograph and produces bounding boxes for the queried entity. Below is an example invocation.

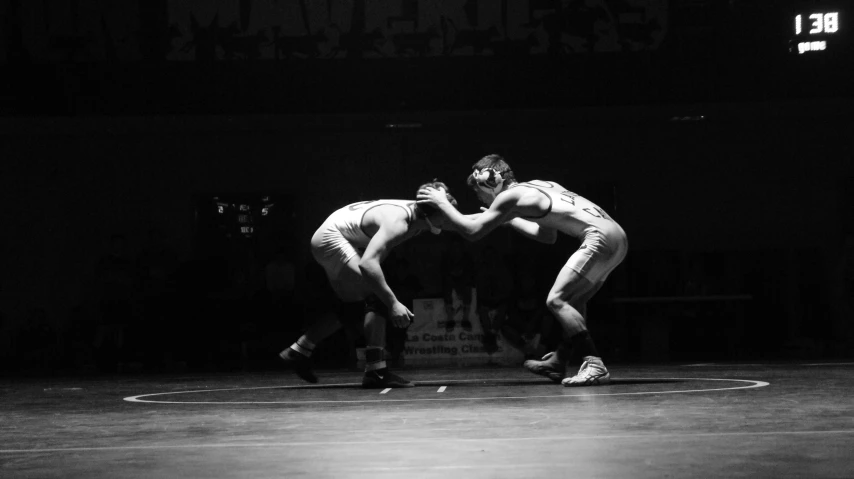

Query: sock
[552,340,573,364]
[364,347,387,372]
[290,337,316,358]
[568,330,599,360]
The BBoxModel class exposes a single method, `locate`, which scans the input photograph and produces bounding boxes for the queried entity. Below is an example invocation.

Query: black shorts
[337,301,366,326]
[364,294,389,319]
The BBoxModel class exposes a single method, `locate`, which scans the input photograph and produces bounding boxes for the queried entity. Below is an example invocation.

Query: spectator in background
[301,261,337,330]
[502,272,556,359]
[441,235,475,332]
[0,311,15,372]
[840,234,854,347]
[265,247,296,322]
[94,233,135,372]
[136,228,179,298]
[474,245,514,354]
[18,307,57,372]
[136,227,179,369]
[64,304,97,372]
[844,235,854,312]
[97,234,135,318]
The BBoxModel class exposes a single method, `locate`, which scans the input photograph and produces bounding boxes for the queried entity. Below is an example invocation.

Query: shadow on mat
[418,379,559,387]
[608,379,682,385]
[416,379,686,387]
[278,379,685,389]
[275,383,365,389]
[277,379,560,389]
[280,379,602,389]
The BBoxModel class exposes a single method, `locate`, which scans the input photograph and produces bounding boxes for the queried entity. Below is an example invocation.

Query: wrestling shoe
[278,348,318,384]
[562,356,610,387]
[522,352,565,383]
[362,368,414,388]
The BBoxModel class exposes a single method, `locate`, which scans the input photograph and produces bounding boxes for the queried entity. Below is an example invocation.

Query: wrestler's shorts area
[332,298,391,327]
[310,222,361,280]
[364,294,390,319]
[336,301,366,326]
[567,228,629,283]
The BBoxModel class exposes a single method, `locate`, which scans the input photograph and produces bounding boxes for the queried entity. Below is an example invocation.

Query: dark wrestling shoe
[278,348,318,384]
[523,352,565,383]
[362,368,414,389]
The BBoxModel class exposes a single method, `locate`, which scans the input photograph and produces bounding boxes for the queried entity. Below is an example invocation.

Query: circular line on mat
[124,377,769,404]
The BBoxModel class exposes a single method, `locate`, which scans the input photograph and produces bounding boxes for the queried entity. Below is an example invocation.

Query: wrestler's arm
[476,206,557,244]
[506,217,558,244]
[428,191,519,242]
[359,217,409,308]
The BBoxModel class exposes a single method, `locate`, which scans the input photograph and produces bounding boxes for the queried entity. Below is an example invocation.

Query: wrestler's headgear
[472,167,505,195]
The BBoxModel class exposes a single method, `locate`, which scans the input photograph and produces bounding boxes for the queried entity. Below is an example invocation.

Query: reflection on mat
[276,378,684,389]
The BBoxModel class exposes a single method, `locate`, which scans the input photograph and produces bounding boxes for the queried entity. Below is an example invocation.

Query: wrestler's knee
[363,294,389,319]
[331,281,367,303]
[545,293,568,314]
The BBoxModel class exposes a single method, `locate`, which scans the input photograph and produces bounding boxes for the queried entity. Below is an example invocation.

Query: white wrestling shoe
[561,356,610,387]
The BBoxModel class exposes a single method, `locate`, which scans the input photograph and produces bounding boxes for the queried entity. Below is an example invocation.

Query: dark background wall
[2,101,853,363]
[1,0,853,371]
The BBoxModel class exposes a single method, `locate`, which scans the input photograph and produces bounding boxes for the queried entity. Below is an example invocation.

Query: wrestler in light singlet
[311,199,423,280]
[416,154,629,388]
[282,182,457,389]
[509,180,628,284]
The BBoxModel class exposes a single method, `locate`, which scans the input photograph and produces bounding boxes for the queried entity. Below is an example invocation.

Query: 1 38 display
[789,6,843,55]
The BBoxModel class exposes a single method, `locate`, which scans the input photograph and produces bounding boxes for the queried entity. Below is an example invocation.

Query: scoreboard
[788,3,848,55]
[212,196,278,239]
[793,12,838,53]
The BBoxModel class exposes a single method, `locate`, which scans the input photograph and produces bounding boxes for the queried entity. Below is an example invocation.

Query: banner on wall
[165,0,668,61]
[2,0,667,63]
[397,294,525,367]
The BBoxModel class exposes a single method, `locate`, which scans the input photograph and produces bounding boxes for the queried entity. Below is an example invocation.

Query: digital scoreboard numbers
[789,8,842,55]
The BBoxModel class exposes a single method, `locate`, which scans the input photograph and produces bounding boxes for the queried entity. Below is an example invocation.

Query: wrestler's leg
[300,254,371,348]
[281,255,367,383]
[361,295,413,388]
[550,270,614,387]
[522,262,599,383]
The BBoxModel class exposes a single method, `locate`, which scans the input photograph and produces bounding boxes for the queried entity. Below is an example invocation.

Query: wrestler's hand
[416,186,450,209]
[390,301,415,329]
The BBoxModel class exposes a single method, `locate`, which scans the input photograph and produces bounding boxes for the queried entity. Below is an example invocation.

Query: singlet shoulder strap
[359,200,416,237]
[511,182,552,219]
